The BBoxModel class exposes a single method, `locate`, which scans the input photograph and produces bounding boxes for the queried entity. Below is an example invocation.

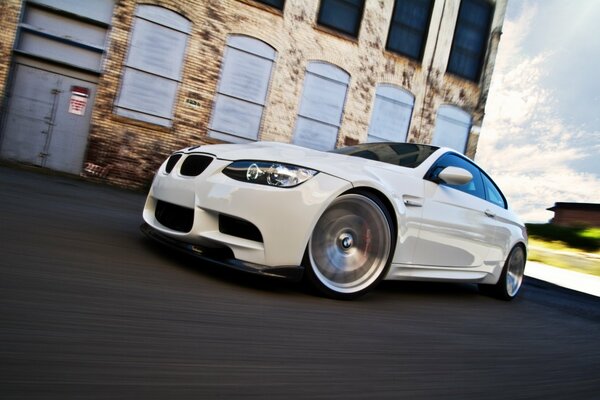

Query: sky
[476,0,600,223]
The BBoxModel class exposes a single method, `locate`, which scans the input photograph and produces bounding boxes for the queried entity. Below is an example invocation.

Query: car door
[411,153,497,268]
[480,171,517,265]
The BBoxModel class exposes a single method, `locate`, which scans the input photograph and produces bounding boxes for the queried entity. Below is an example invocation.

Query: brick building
[547,203,600,228]
[0,0,507,188]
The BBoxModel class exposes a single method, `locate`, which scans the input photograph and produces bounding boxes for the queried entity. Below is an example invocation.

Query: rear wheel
[479,246,526,300]
[304,192,394,300]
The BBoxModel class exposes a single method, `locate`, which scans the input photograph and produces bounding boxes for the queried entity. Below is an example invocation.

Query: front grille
[180,155,213,176]
[155,200,194,232]
[165,154,182,174]
[219,214,263,243]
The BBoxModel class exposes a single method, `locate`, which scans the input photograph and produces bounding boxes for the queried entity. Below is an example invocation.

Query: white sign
[69,86,89,116]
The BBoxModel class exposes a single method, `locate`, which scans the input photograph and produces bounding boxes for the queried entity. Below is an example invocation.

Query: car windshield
[331,142,438,168]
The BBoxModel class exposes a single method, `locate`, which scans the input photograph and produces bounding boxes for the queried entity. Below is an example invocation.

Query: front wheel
[479,246,526,300]
[304,192,395,300]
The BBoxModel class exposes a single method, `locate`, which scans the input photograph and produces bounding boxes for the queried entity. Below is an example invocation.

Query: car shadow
[139,236,492,301]
[376,279,482,301]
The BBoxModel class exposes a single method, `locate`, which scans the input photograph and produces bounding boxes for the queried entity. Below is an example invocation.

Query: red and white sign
[69,86,89,116]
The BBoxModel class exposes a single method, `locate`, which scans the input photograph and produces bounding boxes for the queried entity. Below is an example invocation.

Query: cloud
[477,3,600,223]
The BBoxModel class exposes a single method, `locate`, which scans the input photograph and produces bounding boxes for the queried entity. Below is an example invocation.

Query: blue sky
[476,0,600,222]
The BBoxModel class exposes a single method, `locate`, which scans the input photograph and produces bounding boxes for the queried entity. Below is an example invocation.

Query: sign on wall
[68,86,89,116]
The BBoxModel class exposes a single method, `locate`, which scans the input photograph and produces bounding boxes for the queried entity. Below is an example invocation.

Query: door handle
[484,209,496,218]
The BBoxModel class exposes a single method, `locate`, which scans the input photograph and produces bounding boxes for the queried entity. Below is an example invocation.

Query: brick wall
[0,0,506,189]
[0,0,21,101]
[552,210,600,228]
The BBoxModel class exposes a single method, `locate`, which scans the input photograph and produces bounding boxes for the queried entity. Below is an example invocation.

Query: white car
[141,141,527,300]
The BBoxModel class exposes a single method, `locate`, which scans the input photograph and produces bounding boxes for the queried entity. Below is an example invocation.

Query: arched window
[367,84,414,142]
[209,36,276,143]
[115,5,191,127]
[293,62,350,151]
[431,105,472,153]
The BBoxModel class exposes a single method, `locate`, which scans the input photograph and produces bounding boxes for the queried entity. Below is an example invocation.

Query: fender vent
[155,200,193,232]
[180,155,213,176]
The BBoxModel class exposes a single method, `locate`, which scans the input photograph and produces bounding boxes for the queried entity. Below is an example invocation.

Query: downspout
[418,0,447,137]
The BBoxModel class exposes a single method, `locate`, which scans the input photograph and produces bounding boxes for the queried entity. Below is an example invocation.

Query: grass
[525,224,600,277]
[526,223,600,252]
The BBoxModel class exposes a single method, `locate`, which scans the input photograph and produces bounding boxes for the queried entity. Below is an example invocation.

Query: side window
[481,173,507,209]
[293,61,350,151]
[317,0,365,37]
[367,84,414,143]
[208,36,277,143]
[115,5,191,127]
[429,153,485,199]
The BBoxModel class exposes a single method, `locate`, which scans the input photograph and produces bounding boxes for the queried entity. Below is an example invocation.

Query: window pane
[293,62,349,150]
[386,0,433,59]
[298,73,348,126]
[482,173,506,208]
[460,0,491,27]
[431,105,471,153]
[218,47,273,104]
[367,85,414,142]
[393,0,431,30]
[117,68,178,119]
[447,0,493,81]
[293,117,339,151]
[448,52,479,83]
[454,25,486,53]
[127,18,188,80]
[318,0,364,37]
[210,94,263,140]
[387,27,423,59]
[209,36,276,142]
[115,6,190,126]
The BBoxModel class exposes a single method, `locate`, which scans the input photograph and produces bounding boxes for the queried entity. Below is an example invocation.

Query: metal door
[0,64,96,174]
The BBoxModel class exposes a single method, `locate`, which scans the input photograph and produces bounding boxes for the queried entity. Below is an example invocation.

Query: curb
[525,261,600,297]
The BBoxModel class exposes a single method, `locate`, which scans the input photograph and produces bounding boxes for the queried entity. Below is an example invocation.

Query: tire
[479,245,526,300]
[304,192,395,300]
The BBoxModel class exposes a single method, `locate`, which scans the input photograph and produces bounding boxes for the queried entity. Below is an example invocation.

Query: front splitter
[140,222,304,281]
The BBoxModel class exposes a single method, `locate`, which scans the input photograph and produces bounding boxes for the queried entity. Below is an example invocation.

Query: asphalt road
[1,166,599,399]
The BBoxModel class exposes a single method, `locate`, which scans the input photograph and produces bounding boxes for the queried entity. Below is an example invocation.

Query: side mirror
[437,166,473,185]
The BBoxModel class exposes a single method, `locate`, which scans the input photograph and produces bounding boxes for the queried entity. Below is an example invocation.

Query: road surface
[1,166,599,399]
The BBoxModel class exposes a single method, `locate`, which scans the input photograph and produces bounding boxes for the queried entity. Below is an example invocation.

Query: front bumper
[141,222,305,281]
[142,151,352,267]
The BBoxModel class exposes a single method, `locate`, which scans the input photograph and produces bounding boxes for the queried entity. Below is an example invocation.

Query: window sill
[382,50,423,70]
[444,70,481,87]
[110,113,173,133]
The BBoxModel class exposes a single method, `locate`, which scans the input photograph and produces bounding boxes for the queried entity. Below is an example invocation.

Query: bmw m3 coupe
[141,141,527,300]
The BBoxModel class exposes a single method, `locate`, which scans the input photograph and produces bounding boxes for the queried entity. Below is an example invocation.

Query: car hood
[183,141,420,183]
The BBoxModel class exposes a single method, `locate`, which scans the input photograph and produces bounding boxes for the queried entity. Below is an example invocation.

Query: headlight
[223,161,318,188]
